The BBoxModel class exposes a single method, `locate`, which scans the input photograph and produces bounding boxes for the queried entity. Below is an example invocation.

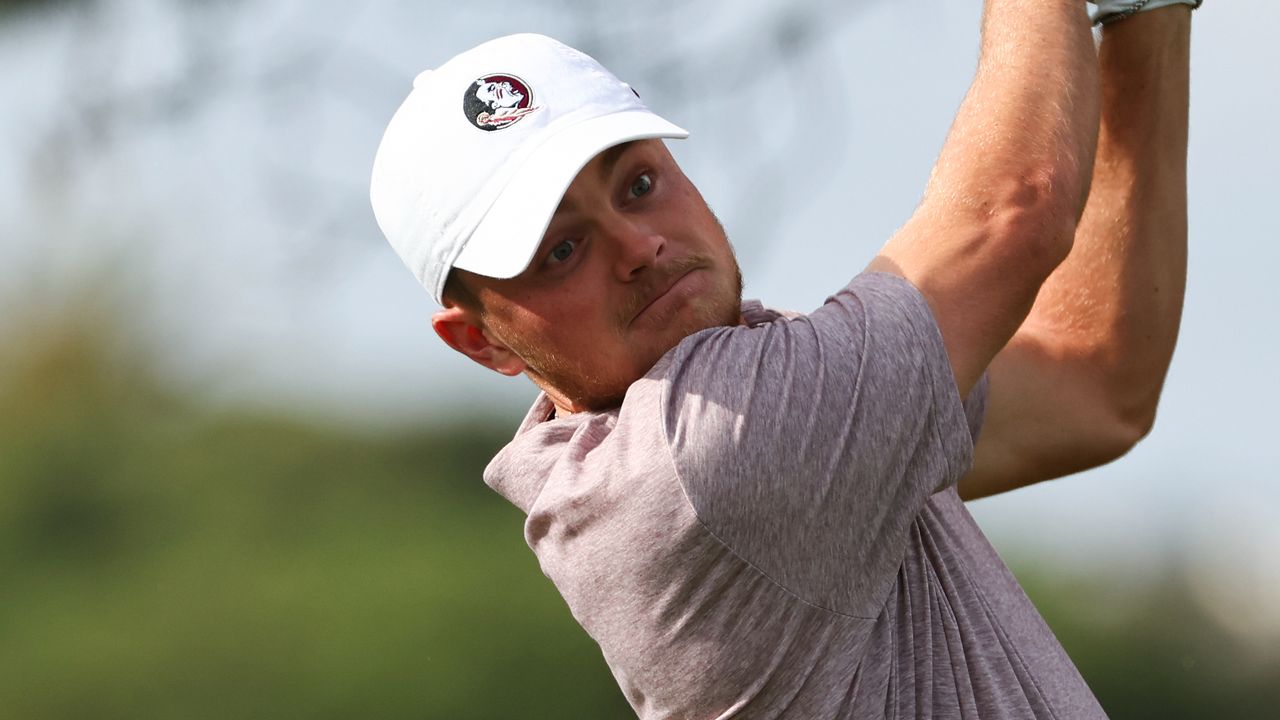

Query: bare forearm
[871,0,1101,396]
[924,0,1100,228]
[1021,8,1191,429]
[959,7,1194,500]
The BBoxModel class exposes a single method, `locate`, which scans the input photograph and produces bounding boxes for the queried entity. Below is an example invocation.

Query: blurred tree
[0,0,89,21]
[0,295,634,719]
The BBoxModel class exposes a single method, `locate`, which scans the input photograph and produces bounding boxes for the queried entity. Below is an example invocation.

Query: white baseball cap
[370,33,689,305]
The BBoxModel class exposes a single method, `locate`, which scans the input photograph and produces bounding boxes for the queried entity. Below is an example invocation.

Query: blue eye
[629,173,652,198]
[548,239,577,264]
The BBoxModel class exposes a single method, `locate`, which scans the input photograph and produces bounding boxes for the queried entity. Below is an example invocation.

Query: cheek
[536,263,623,323]
[494,288,618,360]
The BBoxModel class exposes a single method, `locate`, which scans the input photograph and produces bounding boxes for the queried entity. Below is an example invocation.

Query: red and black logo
[463,74,538,131]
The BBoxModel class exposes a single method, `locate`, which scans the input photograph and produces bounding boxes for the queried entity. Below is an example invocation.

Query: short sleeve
[660,272,982,618]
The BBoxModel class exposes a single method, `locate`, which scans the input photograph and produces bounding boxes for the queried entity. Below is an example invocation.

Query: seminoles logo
[463,74,537,131]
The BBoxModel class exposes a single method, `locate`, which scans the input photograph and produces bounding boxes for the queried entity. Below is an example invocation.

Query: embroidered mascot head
[463,74,537,131]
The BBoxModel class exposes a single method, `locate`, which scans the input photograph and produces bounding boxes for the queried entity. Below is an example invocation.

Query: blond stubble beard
[497,257,744,412]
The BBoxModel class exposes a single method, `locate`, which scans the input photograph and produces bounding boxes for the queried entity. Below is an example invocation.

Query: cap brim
[451,110,688,283]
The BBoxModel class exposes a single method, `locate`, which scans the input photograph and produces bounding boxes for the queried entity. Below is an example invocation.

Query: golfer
[370,1,1198,716]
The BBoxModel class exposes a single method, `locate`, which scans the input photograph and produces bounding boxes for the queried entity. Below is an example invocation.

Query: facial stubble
[500,252,745,412]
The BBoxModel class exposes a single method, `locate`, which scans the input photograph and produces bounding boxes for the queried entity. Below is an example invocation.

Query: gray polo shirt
[484,272,1106,719]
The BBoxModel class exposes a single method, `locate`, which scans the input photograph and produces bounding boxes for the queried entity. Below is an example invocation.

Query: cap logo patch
[463,74,537,131]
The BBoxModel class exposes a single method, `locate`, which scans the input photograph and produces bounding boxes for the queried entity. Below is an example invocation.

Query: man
[370,0,1198,716]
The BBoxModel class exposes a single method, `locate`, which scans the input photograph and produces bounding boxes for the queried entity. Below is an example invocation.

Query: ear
[431,307,526,377]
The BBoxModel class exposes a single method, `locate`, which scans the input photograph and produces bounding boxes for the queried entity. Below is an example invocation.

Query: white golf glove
[1091,0,1203,26]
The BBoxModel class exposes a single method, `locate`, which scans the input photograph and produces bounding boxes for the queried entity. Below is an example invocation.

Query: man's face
[458,139,743,412]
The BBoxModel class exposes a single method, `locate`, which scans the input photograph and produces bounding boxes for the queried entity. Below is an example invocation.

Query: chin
[542,264,744,412]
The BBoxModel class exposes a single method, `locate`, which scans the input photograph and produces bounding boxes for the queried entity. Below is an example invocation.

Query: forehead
[556,139,668,209]
[584,140,638,181]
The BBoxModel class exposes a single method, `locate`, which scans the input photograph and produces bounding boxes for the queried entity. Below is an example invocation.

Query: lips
[629,265,700,327]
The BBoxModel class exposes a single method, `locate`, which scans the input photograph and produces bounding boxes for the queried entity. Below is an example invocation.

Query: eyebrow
[596,141,635,183]
[551,141,637,217]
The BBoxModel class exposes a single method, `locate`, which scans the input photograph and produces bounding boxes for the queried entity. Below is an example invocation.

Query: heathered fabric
[484,272,1106,719]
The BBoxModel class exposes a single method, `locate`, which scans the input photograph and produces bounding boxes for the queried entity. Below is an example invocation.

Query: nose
[609,217,666,282]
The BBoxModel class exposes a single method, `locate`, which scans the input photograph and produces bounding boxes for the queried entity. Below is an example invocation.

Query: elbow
[1105,366,1172,460]
[1117,397,1160,449]
[1023,164,1085,258]
[984,169,1080,278]
[1095,399,1160,466]
[1059,371,1163,474]
[1019,134,1094,232]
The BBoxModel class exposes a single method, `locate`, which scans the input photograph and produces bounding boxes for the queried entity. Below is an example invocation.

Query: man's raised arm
[867,0,1101,397]
[961,6,1194,499]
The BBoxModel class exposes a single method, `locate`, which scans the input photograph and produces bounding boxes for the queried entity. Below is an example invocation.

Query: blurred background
[1,0,1277,717]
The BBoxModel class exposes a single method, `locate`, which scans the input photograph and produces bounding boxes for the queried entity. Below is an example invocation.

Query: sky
[2,0,1278,646]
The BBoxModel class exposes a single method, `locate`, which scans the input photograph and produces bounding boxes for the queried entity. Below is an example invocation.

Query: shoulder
[655,272,961,464]
[640,273,980,615]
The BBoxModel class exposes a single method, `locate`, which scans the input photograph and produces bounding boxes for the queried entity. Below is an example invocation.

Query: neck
[537,381,583,418]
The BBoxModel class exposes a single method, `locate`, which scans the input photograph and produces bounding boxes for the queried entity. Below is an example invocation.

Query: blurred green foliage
[0,309,632,719]
[1010,564,1280,719]
[0,0,89,21]
[0,306,1276,719]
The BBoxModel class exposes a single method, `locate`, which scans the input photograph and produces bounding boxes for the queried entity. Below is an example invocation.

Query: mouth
[629,265,701,327]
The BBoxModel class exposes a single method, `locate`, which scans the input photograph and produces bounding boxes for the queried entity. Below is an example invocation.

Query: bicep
[957,330,1144,500]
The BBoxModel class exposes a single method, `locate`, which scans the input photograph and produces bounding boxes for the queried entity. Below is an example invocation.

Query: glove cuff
[1092,0,1203,27]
